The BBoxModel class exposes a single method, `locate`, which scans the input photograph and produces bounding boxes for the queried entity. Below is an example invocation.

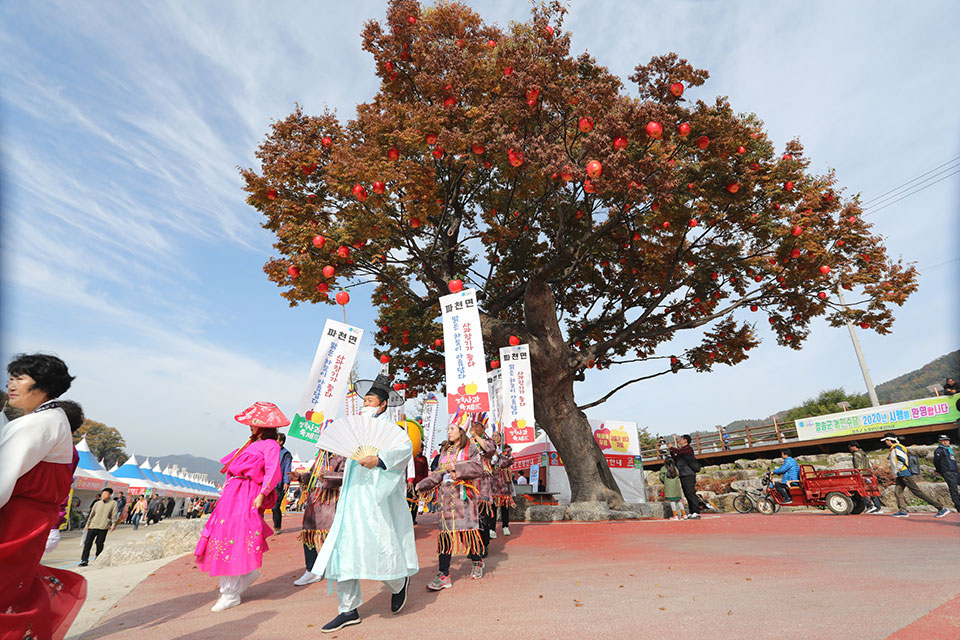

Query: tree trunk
[522,279,624,507]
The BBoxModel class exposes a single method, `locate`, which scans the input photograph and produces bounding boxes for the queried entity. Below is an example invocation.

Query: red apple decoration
[335,291,349,305]
[645,121,663,139]
[312,235,326,248]
[696,135,710,149]
[321,136,332,147]
[727,183,740,193]
[287,265,300,279]
[578,117,594,133]
[586,160,602,178]
[432,147,445,159]
[491,360,500,369]
[612,136,628,151]
[669,82,684,97]
[472,143,486,155]
[266,188,278,200]
[791,225,803,237]
[817,291,827,300]
[322,265,335,278]
[509,335,520,346]
[508,148,524,167]
[316,283,328,293]
[784,181,795,191]
[387,147,400,161]
[503,66,513,76]
[677,122,691,137]
[819,265,831,275]
[352,184,368,201]
[380,354,390,364]
[373,181,386,194]
[337,246,350,259]
[448,279,464,293]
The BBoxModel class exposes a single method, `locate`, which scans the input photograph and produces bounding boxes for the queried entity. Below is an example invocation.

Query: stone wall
[92,520,205,567]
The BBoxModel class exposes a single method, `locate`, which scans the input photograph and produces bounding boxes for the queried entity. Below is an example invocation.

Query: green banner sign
[288,414,321,444]
[795,395,960,441]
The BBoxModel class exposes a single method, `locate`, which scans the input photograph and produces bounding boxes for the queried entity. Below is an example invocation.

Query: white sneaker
[489,530,498,539]
[238,569,260,595]
[293,571,321,586]
[502,527,511,536]
[211,595,241,612]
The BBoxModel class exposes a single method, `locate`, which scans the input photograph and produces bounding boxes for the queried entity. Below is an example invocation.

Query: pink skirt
[194,477,275,577]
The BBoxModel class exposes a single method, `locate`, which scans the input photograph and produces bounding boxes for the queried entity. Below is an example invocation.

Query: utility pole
[835,284,880,407]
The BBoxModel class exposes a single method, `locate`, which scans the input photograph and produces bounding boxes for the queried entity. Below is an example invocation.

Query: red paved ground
[76,511,959,640]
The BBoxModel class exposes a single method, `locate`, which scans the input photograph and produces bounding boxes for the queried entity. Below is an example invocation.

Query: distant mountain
[149,453,225,483]
[875,350,958,404]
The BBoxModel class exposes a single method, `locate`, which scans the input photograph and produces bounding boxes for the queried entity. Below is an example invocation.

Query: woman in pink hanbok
[194,402,284,612]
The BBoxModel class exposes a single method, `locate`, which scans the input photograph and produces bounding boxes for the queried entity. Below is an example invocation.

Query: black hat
[938,434,950,441]
[354,375,404,407]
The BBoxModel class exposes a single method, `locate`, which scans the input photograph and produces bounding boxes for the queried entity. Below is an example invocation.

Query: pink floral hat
[234,402,290,428]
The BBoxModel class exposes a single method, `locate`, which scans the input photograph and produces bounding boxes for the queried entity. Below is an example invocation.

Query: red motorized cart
[755,464,882,515]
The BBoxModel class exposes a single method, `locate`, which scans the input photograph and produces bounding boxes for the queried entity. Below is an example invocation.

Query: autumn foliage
[241,0,916,503]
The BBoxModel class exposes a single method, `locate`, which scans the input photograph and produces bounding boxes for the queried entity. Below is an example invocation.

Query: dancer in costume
[491,429,515,536]
[1,353,86,640]
[416,420,485,589]
[194,402,284,612]
[313,376,417,633]
[293,451,345,586]
[469,421,496,553]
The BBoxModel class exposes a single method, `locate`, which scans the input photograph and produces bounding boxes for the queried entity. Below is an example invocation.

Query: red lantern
[335,291,350,305]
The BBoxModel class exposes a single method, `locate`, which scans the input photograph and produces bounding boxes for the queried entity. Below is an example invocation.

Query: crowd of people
[2,349,957,638]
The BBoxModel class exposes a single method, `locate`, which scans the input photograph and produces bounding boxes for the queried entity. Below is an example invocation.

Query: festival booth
[512,421,647,505]
[139,459,168,497]
[112,454,162,497]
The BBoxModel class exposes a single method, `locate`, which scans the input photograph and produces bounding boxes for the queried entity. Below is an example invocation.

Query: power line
[862,161,960,211]
[861,154,960,207]
[863,167,960,217]
[919,257,960,273]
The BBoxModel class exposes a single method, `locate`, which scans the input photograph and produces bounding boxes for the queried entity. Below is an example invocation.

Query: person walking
[293,451,345,587]
[879,433,949,518]
[668,435,701,519]
[848,442,884,513]
[491,430,515,536]
[164,496,176,520]
[933,434,959,512]
[115,491,127,525]
[80,487,118,565]
[195,402,283,612]
[272,433,293,535]
[131,495,147,530]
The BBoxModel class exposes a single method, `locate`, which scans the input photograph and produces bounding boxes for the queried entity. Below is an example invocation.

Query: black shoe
[78,561,88,567]
[321,610,360,633]
[391,577,409,614]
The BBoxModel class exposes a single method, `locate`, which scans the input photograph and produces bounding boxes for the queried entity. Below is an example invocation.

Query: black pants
[438,552,481,575]
[272,488,284,529]
[943,471,960,510]
[499,504,510,529]
[679,475,699,514]
[303,543,318,572]
[774,482,793,502]
[81,528,109,562]
[479,509,495,554]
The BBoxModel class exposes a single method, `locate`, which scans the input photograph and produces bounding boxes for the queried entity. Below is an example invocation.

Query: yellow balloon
[398,419,423,456]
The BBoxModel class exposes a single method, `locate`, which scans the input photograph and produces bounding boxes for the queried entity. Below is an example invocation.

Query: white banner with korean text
[499,344,535,446]
[289,319,364,444]
[440,289,490,414]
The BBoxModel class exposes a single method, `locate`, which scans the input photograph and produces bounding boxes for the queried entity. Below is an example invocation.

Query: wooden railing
[640,419,800,461]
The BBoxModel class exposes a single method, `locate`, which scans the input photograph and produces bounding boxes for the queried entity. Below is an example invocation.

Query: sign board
[589,419,641,456]
[486,368,503,431]
[795,396,960,441]
[529,463,540,489]
[499,345,535,445]
[440,289,490,413]
[289,319,364,444]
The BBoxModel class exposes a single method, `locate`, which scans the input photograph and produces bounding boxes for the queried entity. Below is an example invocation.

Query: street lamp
[927,384,944,397]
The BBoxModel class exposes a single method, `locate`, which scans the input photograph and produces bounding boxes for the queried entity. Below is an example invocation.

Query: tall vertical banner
[389,388,406,424]
[344,383,360,417]
[421,394,441,457]
[499,344,535,446]
[289,319,364,444]
[440,289,490,413]
[486,368,503,431]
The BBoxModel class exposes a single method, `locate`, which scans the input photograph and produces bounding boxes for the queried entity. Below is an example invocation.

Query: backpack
[907,454,921,476]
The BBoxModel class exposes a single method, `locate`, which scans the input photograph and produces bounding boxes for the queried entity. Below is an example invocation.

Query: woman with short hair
[1,353,86,640]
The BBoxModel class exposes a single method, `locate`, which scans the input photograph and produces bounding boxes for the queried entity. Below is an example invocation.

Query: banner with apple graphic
[289,319,364,444]
[440,289,490,414]
[499,344,536,446]
[590,419,641,457]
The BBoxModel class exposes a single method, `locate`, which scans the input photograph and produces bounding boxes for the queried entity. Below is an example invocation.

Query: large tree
[74,420,127,469]
[241,0,916,505]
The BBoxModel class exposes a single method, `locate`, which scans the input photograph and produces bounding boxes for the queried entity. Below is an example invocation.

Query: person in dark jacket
[668,435,700,519]
[272,434,293,535]
[849,442,883,513]
[933,434,959,511]
[164,496,176,519]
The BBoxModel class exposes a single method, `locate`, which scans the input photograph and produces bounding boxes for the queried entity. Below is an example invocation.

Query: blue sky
[2,1,958,464]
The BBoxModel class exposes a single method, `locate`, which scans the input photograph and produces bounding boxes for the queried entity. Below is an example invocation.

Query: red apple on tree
[645,121,663,139]
[448,279,464,293]
[791,225,803,236]
[321,136,332,147]
[338,246,350,259]
[387,147,400,161]
[380,354,390,363]
[352,184,368,201]
[819,265,831,275]
[373,181,386,194]
[316,283,328,293]
[508,148,524,167]
[322,265,335,278]
[335,291,350,305]
[677,122,691,136]
[472,143,486,155]
[509,335,520,346]
[586,160,602,178]
[287,265,300,278]
[491,360,500,369]
[669,82,684,97]
[612,136,627,151]
[267,188,278,200]
[503,66,513,76]
[696,135,710,149]
[784,181,794,191]
[432,147,444,159]
[578,117,594,133]
[727,183,739,193]
[818,291,827,300]
[312,235,326,248]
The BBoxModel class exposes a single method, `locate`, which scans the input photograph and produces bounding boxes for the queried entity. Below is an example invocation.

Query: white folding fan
[314,414,409,460]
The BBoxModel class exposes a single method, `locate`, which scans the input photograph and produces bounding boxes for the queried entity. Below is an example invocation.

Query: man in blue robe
[315,376,418,633]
